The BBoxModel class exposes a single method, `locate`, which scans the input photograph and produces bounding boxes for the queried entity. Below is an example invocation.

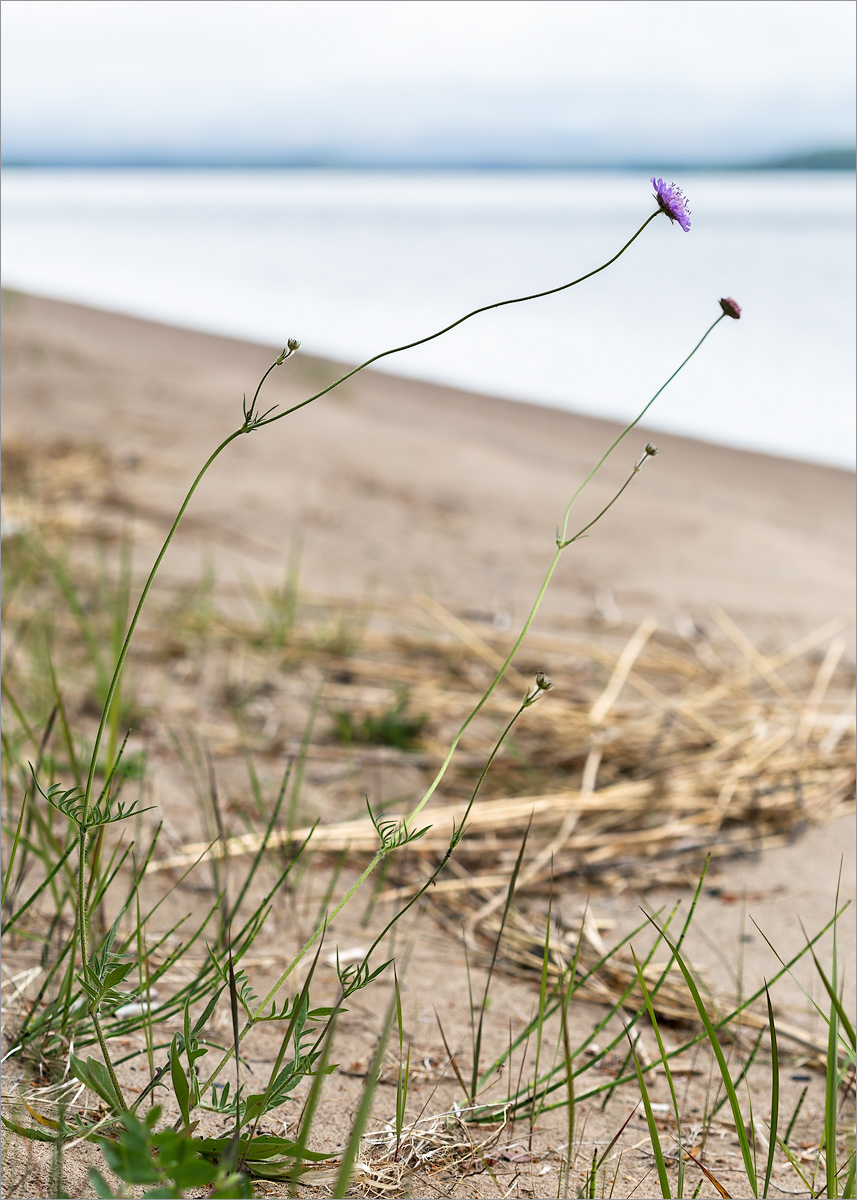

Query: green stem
[201,686,534,1096]
[76,825,128,1111]
[81,427,245,816]
[560,463,642,548]
[255,212,663,429]
[90,988,128,1112]
[200,308,729,1097]
[557,312,726,543]
[75,426,248,1103]
[405,321,729,822]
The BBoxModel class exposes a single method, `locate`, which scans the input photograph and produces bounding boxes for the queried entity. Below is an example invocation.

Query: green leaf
[103,961,135,990]
[210,1173,255,1199]
[170,1034,191,1128]
[763,986,779,1200]
[193,1134,332,1165]
[192,985,225,1037]
[1,1115,57,1143]
[810,945,856,1052]
[99,1139,160,1185]
[88,1168,117,1198]
[627,1028,671,1198]
[69,1054,122,1110]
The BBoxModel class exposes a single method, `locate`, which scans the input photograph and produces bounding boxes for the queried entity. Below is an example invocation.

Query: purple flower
[719,297,741,319]
[651,177,691,232]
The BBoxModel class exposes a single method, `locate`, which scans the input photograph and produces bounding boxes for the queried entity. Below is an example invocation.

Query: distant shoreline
[3,149,855,172]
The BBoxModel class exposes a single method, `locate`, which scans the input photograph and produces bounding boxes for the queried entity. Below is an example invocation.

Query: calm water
[2,169,854,467]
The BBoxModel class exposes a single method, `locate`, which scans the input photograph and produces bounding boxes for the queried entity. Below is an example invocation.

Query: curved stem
[91,996,129,1111]
[557,313,726,543]
[81,427,245,815]
[405,311,729,820]
[76,209,707,1106]
[75,825,129,1110]
[560,465,640,548]
[255,212,662,429]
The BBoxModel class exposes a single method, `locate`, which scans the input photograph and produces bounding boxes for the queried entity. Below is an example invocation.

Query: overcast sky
[2,0,855,164]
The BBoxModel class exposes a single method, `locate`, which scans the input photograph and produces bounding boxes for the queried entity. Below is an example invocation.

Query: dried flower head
[719,297,741,320]
[651,177,691,232]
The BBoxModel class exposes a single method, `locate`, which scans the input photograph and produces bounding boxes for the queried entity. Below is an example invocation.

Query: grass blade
[644,913,758,1197]
[626,1025,671,1197]
[332,988,397,1197]
[632,949,685,1198]
[762,985,779,1199]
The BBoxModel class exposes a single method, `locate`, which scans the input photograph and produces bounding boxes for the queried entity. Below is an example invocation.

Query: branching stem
[68,202,718,1112]
[198,307,732,1096]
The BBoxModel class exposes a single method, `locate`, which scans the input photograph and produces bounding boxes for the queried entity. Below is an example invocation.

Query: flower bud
[523,671,554,706]
[719,297,741,320]
[287,337,301,352]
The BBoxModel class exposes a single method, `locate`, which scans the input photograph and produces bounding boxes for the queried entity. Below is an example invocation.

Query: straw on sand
[146,600,854,919]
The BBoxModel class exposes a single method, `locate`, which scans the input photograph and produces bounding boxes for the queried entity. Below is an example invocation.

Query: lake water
[1,168,854,468]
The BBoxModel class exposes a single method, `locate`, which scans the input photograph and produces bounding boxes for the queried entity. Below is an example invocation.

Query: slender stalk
[200,678,535,1096]
[406,315,727,822]
[255,212,663,429]
[557,313,726,543]
[80,210,672,816]
[81,428,245,813]
[71,427,248,1101]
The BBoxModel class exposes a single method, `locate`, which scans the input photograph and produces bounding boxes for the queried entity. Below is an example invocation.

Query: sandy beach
[2,290,854,1199]
[2,291,854,638]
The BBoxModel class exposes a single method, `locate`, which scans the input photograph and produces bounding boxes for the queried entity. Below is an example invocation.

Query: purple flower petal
[651,177,691,232]
[719,297,741,319]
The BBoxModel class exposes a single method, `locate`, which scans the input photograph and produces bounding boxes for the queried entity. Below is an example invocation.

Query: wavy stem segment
[80,212,666,821]
[255,211,662,428]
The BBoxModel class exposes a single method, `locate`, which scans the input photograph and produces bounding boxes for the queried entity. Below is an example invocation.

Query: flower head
[651,177,691,232]
[719,297,741,320]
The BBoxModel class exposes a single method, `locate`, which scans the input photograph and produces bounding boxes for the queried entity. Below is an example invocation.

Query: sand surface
[2,290,854,640]
[1,291,854,1199]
